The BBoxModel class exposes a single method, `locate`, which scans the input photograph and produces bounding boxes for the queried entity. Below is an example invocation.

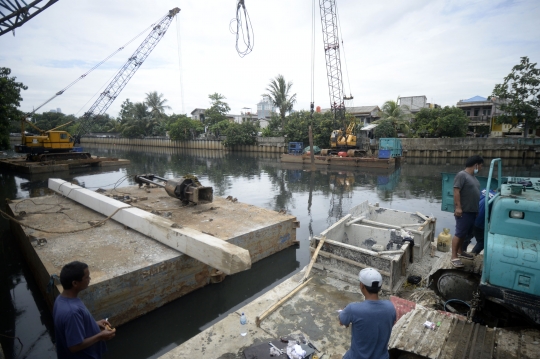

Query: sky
[1,0,539,119]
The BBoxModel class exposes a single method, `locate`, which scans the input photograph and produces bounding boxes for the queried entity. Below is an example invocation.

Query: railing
[469,116,491,123]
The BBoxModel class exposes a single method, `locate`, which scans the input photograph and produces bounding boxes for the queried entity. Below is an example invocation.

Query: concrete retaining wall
[79,137,288,153]
[398,138,540,160]
[9,136,540,159]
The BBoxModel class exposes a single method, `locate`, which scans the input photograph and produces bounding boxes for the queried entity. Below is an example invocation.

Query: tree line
[1,56,538,150]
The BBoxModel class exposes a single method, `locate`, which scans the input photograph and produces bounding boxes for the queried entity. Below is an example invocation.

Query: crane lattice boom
[75,7,180,143]
[319,0,346,122]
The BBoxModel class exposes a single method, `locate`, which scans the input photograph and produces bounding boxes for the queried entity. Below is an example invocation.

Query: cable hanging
[27,17,161,117]
[230,0,254,57]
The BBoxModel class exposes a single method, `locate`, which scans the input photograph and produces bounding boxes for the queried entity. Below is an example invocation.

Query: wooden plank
[345,216,366,227]
[301,236,326,282]
[48,179,251,275]
[255,277,313,327]
[321,214,350,236]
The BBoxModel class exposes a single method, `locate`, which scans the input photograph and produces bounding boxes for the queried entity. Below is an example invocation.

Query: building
[320,105,380,126]
[190,108,206,122]
[399,96,428,114]
[456,96,505,137]
[257,96,277,120]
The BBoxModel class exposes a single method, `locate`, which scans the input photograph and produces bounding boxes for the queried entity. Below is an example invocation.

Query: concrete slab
[7,184,298,326]
[48,179,251,275]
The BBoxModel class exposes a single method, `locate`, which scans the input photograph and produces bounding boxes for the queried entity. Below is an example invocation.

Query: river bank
[8,136,540,160]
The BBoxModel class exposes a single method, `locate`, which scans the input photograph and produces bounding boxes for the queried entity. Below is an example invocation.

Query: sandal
[451,259,464,268]
[458,252,474,260]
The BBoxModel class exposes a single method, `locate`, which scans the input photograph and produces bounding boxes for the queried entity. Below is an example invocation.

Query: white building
[257,96,277,120]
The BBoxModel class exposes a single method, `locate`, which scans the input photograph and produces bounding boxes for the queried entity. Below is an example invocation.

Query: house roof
[190,108,206,115]
[461,96,488,103]
[360,124,378,131]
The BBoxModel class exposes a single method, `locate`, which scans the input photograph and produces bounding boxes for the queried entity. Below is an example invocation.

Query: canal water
[1,145,538,359]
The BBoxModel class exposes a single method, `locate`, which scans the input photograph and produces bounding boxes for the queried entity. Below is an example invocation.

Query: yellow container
[437,228,452,252]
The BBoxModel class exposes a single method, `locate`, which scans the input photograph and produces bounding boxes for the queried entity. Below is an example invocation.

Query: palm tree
[374,99,411,135]
[145,91,171,119]
[264,75,297,129]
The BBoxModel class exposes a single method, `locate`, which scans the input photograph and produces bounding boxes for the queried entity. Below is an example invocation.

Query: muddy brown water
[0,145,538,359]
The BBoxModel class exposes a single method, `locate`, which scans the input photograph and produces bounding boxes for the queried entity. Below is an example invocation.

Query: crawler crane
[15,7,180,161]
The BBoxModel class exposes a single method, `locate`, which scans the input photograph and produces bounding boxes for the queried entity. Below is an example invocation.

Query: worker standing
[338,268,396,359]
[451,155,484,268]
[53,261,115,359]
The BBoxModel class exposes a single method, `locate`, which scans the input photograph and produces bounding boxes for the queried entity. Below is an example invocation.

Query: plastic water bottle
[240,312,247,336]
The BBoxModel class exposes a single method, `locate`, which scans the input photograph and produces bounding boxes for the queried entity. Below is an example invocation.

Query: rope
[0,205,133,235]
[310,0,316,122]
[230,0,254,57]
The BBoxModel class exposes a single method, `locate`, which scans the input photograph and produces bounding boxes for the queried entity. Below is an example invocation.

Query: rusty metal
[134,174,213,205]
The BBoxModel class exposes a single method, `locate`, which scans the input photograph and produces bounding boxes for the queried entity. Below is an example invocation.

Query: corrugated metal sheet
[389,308,540,359]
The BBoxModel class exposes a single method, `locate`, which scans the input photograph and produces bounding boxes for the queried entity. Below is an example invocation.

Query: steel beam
[48,179,251,275]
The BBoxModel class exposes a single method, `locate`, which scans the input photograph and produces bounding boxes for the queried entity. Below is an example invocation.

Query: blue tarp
[461,95,488,102]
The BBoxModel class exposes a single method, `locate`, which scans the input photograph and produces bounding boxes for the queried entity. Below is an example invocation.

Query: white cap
[358,268,383,288]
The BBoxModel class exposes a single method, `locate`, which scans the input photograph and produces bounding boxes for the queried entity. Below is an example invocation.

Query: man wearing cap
[338,268,396,359]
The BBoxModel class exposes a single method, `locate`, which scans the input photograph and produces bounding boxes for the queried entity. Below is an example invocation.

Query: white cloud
[1,0,539,119]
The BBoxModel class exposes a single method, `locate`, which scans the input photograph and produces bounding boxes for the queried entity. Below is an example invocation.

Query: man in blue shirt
[53,261,115,359]
[339,268,396,359]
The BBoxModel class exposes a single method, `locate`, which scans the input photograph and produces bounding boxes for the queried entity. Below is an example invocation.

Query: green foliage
[491,56,540,137]
[116,99,170,138]
[145,91,170,119]
[373,120,397,139]
[209,120,232,137]
[279,110,335,148]
[222,122,257,147]
[411,107,469,137]
[374,99,411,134]
[264,75,297,129]
[168,114,204,141]
[205,93,230,128]
[261,113,283,137]
[0,68,27,149]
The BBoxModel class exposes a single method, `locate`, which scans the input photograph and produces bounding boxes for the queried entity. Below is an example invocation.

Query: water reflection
[0,145,539,359]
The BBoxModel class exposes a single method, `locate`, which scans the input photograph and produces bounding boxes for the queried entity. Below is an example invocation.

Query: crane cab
[15,130,74,154]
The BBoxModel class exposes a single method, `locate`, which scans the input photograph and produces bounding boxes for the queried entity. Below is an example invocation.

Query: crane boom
[319,0,346,123]
[15,7,180,160]
[74,7,180,143]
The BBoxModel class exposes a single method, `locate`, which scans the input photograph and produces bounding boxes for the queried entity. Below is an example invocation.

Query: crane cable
[335,1,353,105]
[230,0,254,57]
[176,15,185,114]
[310,0,316,120]
[27,17,161,118]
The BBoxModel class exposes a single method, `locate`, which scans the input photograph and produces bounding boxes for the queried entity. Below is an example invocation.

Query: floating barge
[159,202,537,359]
[280,153,397,169]
[0,155,130,174]
[6,180,298,326]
